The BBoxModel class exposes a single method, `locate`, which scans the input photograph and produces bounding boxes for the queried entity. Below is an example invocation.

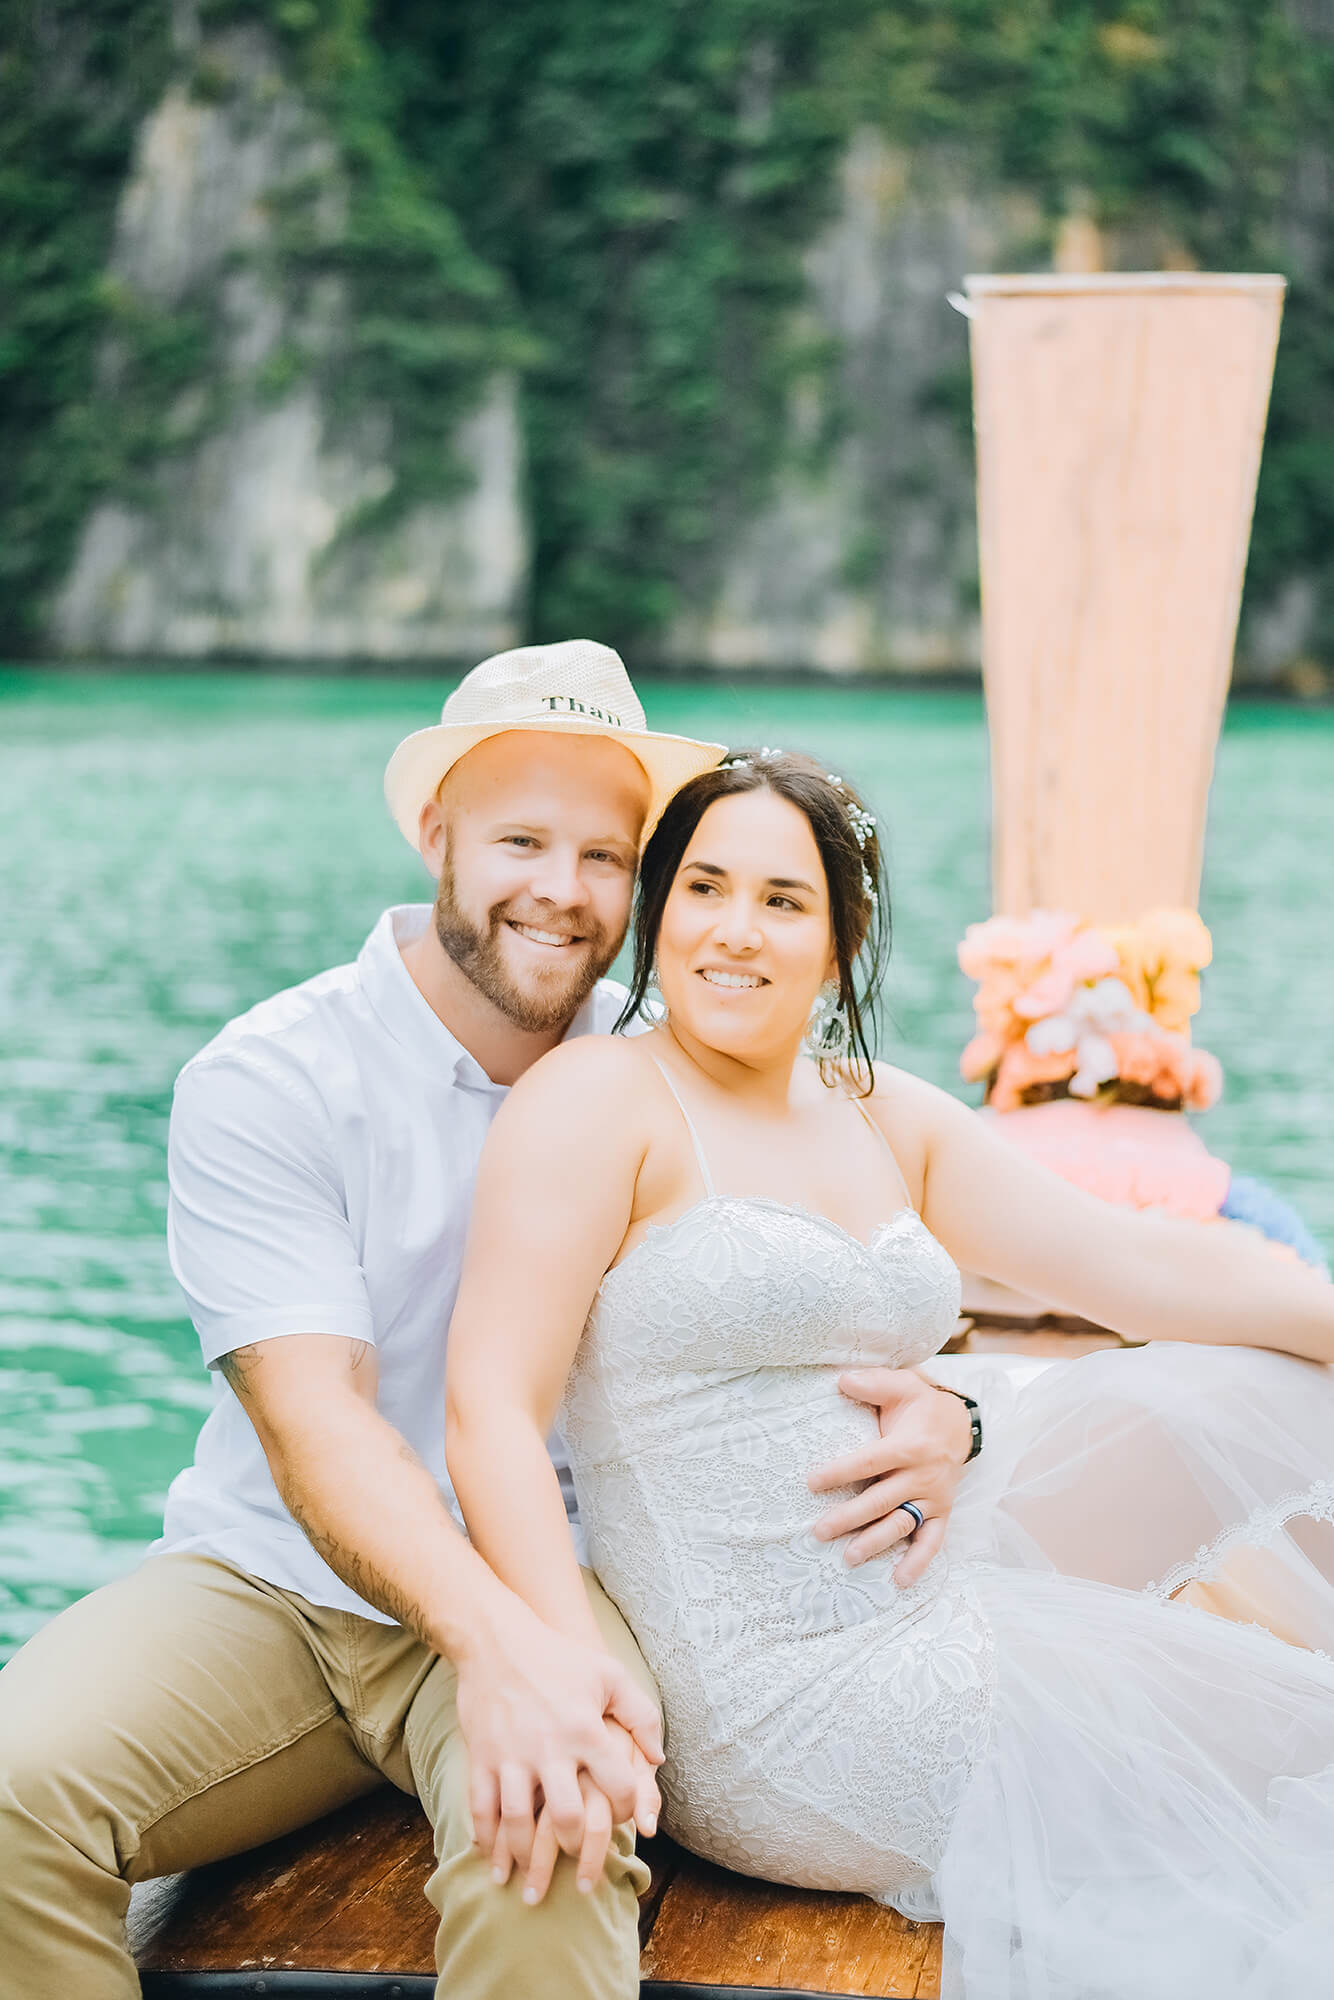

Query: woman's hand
[455,1597,662,1879]
[488,1722,661,1906]
[808,1368,972,1583]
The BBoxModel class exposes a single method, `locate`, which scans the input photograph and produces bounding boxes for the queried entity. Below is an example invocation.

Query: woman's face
[656,788,837,1063]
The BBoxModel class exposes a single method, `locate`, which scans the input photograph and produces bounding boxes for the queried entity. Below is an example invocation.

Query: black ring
[895,1501,925,1530]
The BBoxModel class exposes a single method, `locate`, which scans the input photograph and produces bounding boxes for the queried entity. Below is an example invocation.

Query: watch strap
[936,1384,983,1463]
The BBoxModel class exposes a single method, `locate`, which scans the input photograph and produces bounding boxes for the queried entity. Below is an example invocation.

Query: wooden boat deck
[130,1787,943,1998]
[129,1323,1121,1997]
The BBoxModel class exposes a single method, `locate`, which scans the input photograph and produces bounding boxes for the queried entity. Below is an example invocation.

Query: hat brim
[384,715,728,850]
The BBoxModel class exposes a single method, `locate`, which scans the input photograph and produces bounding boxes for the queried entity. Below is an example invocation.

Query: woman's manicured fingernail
[522,1886,539,1905]
[577,1876,594,1893]
[645,1816,657,1835]
[491,1867,506,1884]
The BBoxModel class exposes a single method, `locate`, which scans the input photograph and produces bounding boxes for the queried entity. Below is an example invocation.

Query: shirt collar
[358,905,609,1090]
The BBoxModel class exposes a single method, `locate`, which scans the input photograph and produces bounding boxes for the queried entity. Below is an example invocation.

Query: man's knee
[430,1831,645,1998]
[0,1703,141,1998]
[404,1653,648,1998]
[0,1701,126,1880]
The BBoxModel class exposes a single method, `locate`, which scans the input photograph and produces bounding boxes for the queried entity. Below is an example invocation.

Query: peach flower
[957,911,1080,982]
[1187,1048,1224,1110]
[1106,908,1212,1032]
[1013,930,1120,1021]
[956,907,1223,1111]
[961,1030,1008,1083]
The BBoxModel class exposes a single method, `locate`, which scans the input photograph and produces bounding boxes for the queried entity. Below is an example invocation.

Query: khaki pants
[0,1553,652,1999]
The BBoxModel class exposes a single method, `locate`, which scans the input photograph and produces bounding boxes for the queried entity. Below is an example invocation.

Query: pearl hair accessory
[846,803,876,849]
[831,787,878,911]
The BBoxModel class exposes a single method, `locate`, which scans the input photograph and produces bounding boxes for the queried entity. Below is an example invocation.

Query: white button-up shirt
[155,904,635,1620]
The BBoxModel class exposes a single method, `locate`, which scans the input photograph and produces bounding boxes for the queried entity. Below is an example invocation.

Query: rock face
[43,74,1053,675]
[52,29,526,663]
[44,29,1319,675]
[662,133,1042,676]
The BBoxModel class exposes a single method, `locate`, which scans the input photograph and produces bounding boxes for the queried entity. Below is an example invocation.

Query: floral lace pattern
[1144,1478,1334,1600]
[561,1195,991,1898]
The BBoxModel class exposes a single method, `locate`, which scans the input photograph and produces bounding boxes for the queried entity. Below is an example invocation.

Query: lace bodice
[559,1178,986,1893]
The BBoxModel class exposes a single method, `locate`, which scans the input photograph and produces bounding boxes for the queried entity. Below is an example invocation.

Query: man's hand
[807,1368,972,1585]
[454,1597,662,1884]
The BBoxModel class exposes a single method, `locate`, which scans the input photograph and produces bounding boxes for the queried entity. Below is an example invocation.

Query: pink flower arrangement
[958,909,1222,1113]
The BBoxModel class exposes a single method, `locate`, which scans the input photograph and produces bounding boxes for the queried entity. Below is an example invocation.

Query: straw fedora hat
[384,639,726,847]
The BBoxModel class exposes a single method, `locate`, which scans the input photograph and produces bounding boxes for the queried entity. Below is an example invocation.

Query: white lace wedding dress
[559,1071,1334,1999]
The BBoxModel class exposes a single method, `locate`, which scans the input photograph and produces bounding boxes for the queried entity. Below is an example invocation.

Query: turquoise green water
[1,671,1330,1662]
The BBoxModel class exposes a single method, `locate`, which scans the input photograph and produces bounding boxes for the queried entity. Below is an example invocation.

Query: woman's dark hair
[616,749,890,1094]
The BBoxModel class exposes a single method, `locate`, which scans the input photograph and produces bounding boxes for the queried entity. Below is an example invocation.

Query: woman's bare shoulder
[519,1027,660,1095]
[868,1060,972,1122]
[864,1061,976,1182]
[496,1030,663,1152]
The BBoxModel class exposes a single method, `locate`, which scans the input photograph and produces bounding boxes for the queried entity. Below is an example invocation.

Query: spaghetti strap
[649,1059,717,1199]
[847,1089,915,1214]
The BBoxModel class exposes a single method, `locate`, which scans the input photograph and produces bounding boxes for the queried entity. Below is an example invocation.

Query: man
[0,641,977,1998]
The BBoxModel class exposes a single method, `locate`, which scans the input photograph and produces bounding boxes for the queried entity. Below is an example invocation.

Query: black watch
[936,1385,983,1463]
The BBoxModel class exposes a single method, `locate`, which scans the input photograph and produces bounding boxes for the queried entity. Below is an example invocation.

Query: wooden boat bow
[129,1782,943,1997]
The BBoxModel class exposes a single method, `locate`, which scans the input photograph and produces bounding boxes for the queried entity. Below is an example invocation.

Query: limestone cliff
[51,23,526,662]
[33,6,1331,678]
[662,132,1040,677]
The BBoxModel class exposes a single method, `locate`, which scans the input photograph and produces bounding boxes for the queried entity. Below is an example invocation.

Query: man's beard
[433,856,621,1033]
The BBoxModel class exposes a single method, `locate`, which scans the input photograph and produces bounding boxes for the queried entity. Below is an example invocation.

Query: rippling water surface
[1,670,1330,1660]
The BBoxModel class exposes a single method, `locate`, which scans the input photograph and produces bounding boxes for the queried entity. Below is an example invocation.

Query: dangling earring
[805,982,850,1062]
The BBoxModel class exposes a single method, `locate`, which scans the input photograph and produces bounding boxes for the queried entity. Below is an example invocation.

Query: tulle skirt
[908,1341,1334,1998]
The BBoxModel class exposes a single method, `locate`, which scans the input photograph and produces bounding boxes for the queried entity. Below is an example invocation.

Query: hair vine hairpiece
[846,803,876,849]
[820,769,877,849]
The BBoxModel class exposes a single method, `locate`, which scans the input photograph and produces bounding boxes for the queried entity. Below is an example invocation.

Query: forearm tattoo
[283,1486,434,1641]
[217,1344,261,1401]
[217,1339,436,1640]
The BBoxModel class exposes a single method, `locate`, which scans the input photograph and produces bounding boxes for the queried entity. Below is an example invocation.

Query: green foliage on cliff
[2,0,1333,660]
[238,0,532,525]
[380,0,1334,657]
[0,0,526,650]
[868,2,1306,238]
[376,0,869,646]
[0,1,176,650]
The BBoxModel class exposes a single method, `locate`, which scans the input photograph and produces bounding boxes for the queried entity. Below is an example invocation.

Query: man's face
[422,731,649,1032]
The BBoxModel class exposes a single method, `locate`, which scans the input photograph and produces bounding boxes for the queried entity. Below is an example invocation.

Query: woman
[446,750,1334,1998]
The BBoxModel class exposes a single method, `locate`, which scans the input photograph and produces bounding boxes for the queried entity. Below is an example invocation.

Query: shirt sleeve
[593,977,659,1037]
[167,1045,375,1368]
